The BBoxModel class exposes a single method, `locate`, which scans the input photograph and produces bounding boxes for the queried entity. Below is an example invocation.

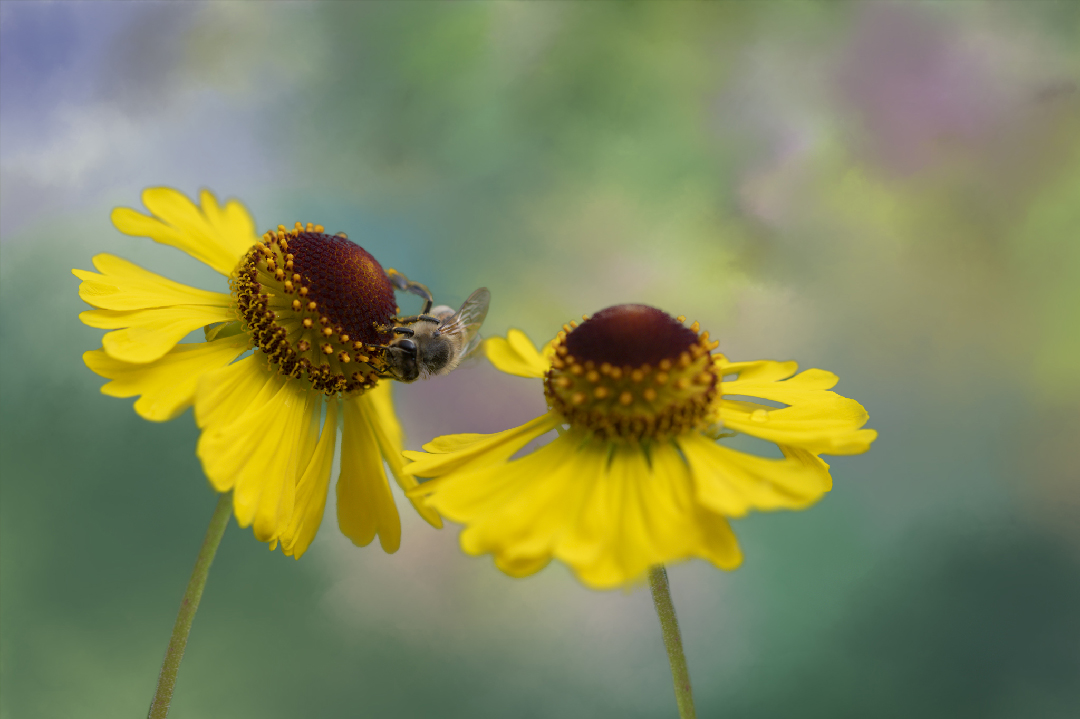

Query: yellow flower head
[74,188,443,557]
[405,304,878,589]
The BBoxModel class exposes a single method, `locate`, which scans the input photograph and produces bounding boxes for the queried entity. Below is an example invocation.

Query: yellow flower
[75,187,441,557]
[405,304,877,589]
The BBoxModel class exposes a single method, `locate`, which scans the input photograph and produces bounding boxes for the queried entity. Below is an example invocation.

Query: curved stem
[648,565,697,719]
[148,492,232,719]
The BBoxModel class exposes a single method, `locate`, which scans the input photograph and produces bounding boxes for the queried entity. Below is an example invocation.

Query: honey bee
[381,270,490,382]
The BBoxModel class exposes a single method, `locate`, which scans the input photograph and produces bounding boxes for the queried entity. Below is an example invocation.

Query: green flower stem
[148,492,232,719]
[648,565,697,719]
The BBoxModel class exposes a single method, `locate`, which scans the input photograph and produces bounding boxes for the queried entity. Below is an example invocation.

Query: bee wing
[436,287,490,349]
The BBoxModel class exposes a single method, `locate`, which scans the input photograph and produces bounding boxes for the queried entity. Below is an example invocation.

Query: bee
[382,269,490,383]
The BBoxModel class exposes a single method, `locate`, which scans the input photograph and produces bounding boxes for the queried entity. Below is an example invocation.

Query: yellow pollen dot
[555,376,572,388]
[292,273,301,283]
[339,333,350,343]
[586,370,600,382]
[630,369,645,382]
[292,300,302,311]
[556,346,568,357]
[581,314,590,321]
[302,318,313,329]
[295,222,304,230]
[563,324,572,333]
[352,341,364,351]
[276,230,285,240]
[690,321,700,332]
[338,352,351,363]
[677,315,686,323]
[277,225,286,232]
[283,281,294,293]
[306,223,315,232]
[659,359,672,371]
[314,225,324,233]
[319,316,330,325]
[299,286,308,296]
[619,391,633,406]
[552,357,565,370]
[643,387,657,402]
[322,344,333,355]
[572,392,586,405]
[306,301,317,311]
[570,364,584,376]
[696,372,711,384]
[279,239,289,252]
[286,253,294,261]
[678,352,691,368]
[655,372,669,385]
[610,367,622,379]
[297,340,310,352]
[569,320,578,328]
[675,377,690,390]
[594,386,609,399]
[600,362,612,374]
[322,327,334,337]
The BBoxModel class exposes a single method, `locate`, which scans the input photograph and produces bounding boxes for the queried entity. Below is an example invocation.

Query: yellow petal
[715,355,799,383]
[197,381,318,543]
[337,395,401,553]
[281,400,340,558]
[194,355,279,430]
[718,358,877,456]
[437,434,597,576]
[484,329,550,378]
[648,443,743,572]
[719,394,877,455]
[359,384,443,529]
[421,433,492,454]
[110,187,256,276]
[678,432,831,517]
[83,332,249,421]
[80,305,235,363]
[72,254,231,310]
[404,411,560,481]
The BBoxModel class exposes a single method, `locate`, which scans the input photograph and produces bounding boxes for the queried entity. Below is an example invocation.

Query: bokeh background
[2,2,1078,717]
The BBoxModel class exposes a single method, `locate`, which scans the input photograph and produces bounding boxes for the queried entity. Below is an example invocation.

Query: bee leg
[387,268,434,315]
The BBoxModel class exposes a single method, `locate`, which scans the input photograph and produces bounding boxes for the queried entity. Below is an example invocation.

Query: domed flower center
[544,304,720,442]
[232,223,399,395]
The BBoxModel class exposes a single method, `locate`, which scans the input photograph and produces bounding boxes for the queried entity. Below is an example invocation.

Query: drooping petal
[83,332,249,421]
[404,411,561,481]
[338,395,401,553]
[484,329,550,378]
[678,432,831,517]
[80,305,235,363]
[73,254,231,310]
[194,355,279,430]
[110,187,256,276]
[360,383,442,529]
[426,433,598,576]
[281,400,339,559]
[197,380,319,543]
[649,442,743,572]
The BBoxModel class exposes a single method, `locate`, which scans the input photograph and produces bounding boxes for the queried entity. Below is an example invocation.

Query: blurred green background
[2,2,1079,717]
